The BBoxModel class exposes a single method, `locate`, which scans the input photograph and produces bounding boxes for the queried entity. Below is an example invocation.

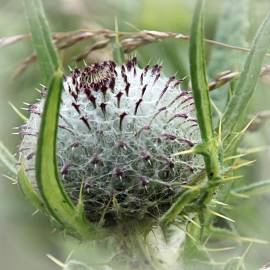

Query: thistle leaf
[35,70,101,238]
[24,0,60,84]
[222,10,270,139]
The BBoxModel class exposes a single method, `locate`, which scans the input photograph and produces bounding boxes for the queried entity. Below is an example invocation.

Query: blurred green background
[1,0,270,269]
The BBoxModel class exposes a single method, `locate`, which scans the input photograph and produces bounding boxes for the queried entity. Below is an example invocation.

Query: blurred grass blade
[18,164,46,213]
[0,141,17,176]
[112,17,125,64]
[222,11,270,138]
[36,70,101,238]
[189,0,213,143]
[223,258,245,270]
[0,34,30,49]
[231,179,270,197]
[24,0,60,84]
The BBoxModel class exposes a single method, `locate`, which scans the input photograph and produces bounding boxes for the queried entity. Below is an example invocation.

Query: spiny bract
[19,58,202,226]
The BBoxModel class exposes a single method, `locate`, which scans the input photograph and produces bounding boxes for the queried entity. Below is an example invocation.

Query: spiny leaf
[24,0,60,84]
[35,70,102,239]
[222,10,270,139]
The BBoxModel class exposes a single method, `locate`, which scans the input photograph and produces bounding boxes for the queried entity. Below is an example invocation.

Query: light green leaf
[222,10,270,139]
[35,70,102,239]
[24,0,60,84]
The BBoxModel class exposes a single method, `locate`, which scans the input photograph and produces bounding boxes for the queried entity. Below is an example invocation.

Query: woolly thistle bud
[18,58,202,228]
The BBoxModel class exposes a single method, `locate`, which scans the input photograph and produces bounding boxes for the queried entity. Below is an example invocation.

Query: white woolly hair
[19,58,202,226]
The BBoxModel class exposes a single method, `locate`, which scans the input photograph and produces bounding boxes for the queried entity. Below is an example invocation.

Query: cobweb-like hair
[19,58,202,226]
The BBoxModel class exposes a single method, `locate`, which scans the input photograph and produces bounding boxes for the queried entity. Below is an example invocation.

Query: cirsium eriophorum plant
[1,0,270,269]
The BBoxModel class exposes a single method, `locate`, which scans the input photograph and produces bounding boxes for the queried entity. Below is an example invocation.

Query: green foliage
[208,0,250,78]
[24,0,60,84]
[222,10,270,141]
[208,0,250,113]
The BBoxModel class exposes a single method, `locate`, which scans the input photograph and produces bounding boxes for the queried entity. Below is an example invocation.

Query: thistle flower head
[19,58,202,227]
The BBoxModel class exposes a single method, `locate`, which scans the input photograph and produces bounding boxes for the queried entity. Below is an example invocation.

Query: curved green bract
[35,70,102,239]
[222,11,270,140]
